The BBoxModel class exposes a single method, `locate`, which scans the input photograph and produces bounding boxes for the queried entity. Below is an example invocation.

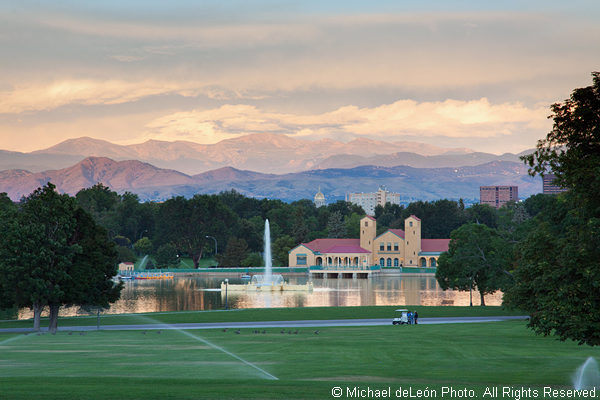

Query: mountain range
[0,156,541,204]
[1,134,530,175]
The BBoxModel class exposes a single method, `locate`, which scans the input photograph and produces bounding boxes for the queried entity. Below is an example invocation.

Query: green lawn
[0,305,525,329]
[0,321,597,399]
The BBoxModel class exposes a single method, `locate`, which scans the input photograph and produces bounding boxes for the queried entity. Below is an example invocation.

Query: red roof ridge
[408,214,421,221]
[388,229,405,239]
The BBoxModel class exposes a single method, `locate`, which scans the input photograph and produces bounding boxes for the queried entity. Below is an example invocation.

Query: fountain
[263,219,273,285]
[573,357,600,390]
[221,219,313,292]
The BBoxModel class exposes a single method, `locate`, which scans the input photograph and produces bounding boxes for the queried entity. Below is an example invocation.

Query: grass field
[1,320,598,399]
[0,305,525,329]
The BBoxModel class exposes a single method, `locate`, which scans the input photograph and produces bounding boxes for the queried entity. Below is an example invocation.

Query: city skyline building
[480,186,519,209]
[347,186,401,215]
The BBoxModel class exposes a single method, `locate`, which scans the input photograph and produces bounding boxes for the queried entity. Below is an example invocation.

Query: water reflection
[18,275,502,319]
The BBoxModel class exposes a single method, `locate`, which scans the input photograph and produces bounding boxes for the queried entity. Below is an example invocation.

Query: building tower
[479,186,518,209]
[360,216,377,253]
[404,215,421,266]
[314,186,326,208]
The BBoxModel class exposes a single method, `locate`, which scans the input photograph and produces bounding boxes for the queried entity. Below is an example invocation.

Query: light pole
[469,275,474,307]
[224,278,229,310]
[206,235,218,266]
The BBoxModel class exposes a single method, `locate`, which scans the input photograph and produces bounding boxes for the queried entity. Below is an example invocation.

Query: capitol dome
[314,186,326,207]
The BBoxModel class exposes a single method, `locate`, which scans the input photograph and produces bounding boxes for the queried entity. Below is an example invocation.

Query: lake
[18,274,502,319]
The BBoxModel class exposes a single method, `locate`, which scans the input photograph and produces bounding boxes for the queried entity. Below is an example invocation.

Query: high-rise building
[480,186,518,209]
[347,186,401,215]
[542,174,568,195]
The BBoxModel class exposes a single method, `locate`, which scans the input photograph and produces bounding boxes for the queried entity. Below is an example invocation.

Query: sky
[0,1,599,154]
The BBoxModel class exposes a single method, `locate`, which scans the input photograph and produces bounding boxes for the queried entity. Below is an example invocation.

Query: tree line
[69,182,518,269]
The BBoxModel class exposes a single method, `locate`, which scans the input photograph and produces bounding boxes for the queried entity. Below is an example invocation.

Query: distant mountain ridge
[0,156,541,203]
[0,134,532,175]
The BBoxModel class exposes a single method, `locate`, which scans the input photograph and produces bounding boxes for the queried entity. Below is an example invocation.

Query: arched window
[420,257,427,267]
[430,258,437,267]
[380,258,385,267]
[394,258,399,267]
[387,258,392,267]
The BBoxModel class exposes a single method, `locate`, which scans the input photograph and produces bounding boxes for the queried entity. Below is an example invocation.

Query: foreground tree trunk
[33,303,42,331]
[48,304,60,334]
[480,291,486,306]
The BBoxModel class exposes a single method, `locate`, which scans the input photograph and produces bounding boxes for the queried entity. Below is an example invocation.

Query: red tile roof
[365,215,376,221]
[388,229,405,239]
[421,239,450,252]
[409,214,421,221]
[302,238,370,254]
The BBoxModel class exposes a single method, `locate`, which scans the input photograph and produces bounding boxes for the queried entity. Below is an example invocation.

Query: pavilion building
[288,215,449,269]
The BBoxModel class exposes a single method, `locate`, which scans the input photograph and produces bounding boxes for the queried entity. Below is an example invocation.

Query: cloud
[0,79,198,114]
[3,10,597,109]
[109,55,146,63]
[144,99,550,145]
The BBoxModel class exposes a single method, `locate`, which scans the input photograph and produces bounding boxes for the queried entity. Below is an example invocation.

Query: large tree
[436,223,512,306]
[0,184,121,332]
[17,184,81,331]
[505,72,600,345]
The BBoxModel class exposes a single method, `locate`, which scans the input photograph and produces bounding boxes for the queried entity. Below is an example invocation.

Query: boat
[134,272,174,280]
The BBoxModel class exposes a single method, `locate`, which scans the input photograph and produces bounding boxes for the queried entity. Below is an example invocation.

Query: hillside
[0,157,541,203]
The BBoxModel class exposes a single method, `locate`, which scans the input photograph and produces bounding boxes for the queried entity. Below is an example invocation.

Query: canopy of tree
[505,72,600,346]
[436,223,512,306]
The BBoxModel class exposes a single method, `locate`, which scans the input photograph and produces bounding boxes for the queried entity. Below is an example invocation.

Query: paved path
[0,316,527,333]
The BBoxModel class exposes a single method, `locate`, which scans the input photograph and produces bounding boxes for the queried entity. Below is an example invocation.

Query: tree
[465,204,498,229]
[291,206,310,243]
[505,73,600,345]
[155,195,238,268]
[271,235,296,267]
[217,238,249,267]
[0,183,121,332]
[16,184,80,331]
[63,208,121,332]
[113,235,131,248]
[75,183,120,235]
[0,194,19,311]
[436,224,512,306]
[326,211,346,238]
[116,246,136,263]
[134,237,153,256]
[154,243,179,268]
[345,212,364,239]
[241,253,263,268]
[522,72,600,207]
